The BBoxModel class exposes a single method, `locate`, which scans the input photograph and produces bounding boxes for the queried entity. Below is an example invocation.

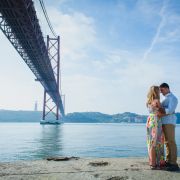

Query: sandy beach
[0,157,179,180]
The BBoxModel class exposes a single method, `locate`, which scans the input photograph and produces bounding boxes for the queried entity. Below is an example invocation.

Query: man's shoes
[164,161,171,167]
[165,164,180,171]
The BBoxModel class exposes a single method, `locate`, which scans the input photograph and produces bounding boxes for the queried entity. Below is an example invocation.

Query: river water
[0,123,179,162]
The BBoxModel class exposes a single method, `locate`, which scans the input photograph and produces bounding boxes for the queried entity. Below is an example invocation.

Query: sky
[0,0,180,115]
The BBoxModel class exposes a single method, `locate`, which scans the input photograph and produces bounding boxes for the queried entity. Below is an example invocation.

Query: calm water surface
[0,123,179,162]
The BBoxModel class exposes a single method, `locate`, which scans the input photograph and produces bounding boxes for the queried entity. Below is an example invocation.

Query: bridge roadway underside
[0,0,64,116]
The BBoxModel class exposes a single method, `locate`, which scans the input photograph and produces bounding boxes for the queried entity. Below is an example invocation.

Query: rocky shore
[0,157,180,180]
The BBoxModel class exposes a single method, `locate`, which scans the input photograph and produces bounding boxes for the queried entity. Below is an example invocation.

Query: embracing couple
[146,83,179,171]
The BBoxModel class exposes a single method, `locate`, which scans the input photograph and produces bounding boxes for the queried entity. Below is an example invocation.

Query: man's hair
[160,83,169,89]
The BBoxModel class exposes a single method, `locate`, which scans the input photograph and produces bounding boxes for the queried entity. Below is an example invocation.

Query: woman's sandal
[150,165,157,170]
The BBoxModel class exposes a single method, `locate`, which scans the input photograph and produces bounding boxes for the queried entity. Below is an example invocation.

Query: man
[158,83,179,171]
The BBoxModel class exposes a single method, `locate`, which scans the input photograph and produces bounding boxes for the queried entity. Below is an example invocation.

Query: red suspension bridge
[0,0,65,121]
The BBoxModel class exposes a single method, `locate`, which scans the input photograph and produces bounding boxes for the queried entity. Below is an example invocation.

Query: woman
[146,86,165,169]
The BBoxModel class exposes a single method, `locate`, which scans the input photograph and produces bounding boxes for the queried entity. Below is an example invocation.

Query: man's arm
[165,97,178,114]
[157,97,178,118]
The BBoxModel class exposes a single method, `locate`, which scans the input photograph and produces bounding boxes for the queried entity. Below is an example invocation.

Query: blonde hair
[146,86,160,107]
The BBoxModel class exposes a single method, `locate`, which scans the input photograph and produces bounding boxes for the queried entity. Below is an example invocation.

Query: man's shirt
[161,92,178,125]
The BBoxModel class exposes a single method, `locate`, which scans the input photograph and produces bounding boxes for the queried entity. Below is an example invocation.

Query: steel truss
[43,36,62,120]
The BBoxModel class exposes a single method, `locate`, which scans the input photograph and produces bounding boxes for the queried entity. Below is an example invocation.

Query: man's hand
[156,107,166,118]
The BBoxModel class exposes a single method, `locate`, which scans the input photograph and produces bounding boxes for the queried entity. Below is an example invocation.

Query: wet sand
[0,157,180,180]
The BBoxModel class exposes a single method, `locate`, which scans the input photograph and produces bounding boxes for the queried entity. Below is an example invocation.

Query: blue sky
[0,0,180,115]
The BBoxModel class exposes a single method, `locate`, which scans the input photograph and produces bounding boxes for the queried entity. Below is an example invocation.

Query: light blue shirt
[161,92,178,125]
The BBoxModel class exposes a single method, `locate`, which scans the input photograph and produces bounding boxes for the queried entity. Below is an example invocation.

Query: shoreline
[0,157,179,180]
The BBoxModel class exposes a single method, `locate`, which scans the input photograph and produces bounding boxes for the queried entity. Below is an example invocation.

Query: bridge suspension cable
[39,0,57,38]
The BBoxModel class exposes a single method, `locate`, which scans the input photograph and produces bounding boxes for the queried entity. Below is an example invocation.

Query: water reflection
[30,125,63,159]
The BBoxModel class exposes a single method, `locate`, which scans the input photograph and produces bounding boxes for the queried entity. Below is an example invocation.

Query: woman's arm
[151,99,161,109]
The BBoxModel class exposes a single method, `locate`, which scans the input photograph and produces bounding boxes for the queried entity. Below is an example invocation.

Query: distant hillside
[0,110,179,123]
[63,112,112,123]
[63,112,148,123]
[0,110,42,122]
[64,112,180,123]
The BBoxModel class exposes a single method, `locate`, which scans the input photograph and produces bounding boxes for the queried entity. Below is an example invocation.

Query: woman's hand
[151,99,161,108]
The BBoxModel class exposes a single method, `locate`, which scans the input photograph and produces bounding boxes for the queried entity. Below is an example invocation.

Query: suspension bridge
[0,0,65,122]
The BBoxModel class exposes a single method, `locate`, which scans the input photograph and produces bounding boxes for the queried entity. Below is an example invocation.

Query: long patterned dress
[146,105,165,167]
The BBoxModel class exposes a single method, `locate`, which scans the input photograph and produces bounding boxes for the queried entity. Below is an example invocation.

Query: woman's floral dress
[146,105,165,167]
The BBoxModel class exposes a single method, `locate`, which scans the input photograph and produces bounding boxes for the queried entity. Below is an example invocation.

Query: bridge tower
[42,35,62,120]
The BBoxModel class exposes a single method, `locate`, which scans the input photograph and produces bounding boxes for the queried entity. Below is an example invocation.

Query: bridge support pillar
[42,35,62,121]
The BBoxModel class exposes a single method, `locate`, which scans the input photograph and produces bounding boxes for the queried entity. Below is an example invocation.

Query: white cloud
[35,5,96,62]
[61,44,180,114]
